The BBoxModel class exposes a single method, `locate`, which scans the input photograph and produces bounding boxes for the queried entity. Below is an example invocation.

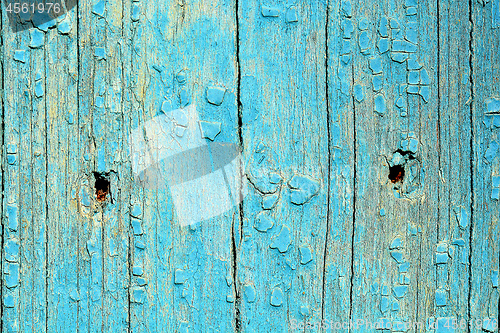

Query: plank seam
[348,10,357,331]
[320,0,331,325]
[122,0,132,331]
[0,3,5,330]
[435,0,441,315]
[467,0,474,331]
[76,1,81,329]
[44,38,49,333]
[233,0,242,330]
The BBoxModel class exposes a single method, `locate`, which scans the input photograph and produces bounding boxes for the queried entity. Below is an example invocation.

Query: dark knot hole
[94,172,111,202]
[389,164,405,183]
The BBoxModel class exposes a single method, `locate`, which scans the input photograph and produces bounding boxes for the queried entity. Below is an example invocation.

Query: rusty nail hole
[94,172,110,202]
[389,164,405,183]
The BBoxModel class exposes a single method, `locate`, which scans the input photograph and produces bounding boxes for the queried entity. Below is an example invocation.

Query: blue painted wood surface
[0,0,499,332]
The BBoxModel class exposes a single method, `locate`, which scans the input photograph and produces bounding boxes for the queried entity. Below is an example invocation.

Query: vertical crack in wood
[233,0,242,330]
[76,0,81,328]
[435,0,441,321]
[44,38,49,333]
[320,0,331,324]
[121,0,132,331]
[348,6,357,328]
[467,0,474,331]
[0,3,5,330]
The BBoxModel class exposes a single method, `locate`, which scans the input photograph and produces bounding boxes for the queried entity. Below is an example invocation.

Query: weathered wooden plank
[341,0,472,330]
[238,1,328,331]
[0,10,4,328]
[1,14,47,333]
[45,9,80,333]
[345,0,424,328]
[76,0,103,330]
[471,1,500,332]
[322,0,355,329]
[20,25,48,333]
[127,3,165,331]
[90,0,130,330]
[424,0,472,327]
[128,0,239,331]
[77,0,131,330]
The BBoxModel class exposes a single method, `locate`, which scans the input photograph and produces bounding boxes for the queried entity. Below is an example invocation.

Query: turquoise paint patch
[354,84,364,102]
[436,253,448,264]
[132,266,143,276]
[4,239,19,262]
[399,262,410,273]
[391,52,408,63]
[206,87,226,106]
[244,283,256,303]
[358,31,371,52]
[174,269,188,284]
[299,246,313,264]
[13,50,26,63]
[4,295,15,308]
[390,251,404,263]
[378,17,388,37]
[35,81,44,98]
[493,0,500,28]
[341,0,351,17]
[199,121,221,141]
[288,175,320,205]
[57,19,72,34]
[435,289,447,307]
[261,5,279,17]
[372,75,383,92]
[285,7,298,23]
[358,18,369,30]
[380,296,389,313]
[270,225,291,253]
[389,237,402,249]
[377,38,389,53]
[485,141,498,162]
[254,212,274,232]
[131,287,145,304]
[369,57,383,74]
[93,0,106,16]
[5,263,20,288]
[262,193,279,210]
[492,270,499,287]
[420,69,430,85]
[7,205,18,231]
[130,204,142,218]
[374,94,386,115]
[270,287,283,306]
[451,238,465,247]
[30,29,44,48]
[393,285,408,298]
[137,277,148,286]
[131,218,143,235]
[95,47,106,60]
[341,19,354,38]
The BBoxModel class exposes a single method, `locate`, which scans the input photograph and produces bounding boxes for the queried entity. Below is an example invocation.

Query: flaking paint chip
[270,287,283,306]
[285,7,298,22]
[261,5,279,17]
[206,87,226,106]
[199,121,221,141]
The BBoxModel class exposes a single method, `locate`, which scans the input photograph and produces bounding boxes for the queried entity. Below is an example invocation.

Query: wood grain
[0,0,498,332]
